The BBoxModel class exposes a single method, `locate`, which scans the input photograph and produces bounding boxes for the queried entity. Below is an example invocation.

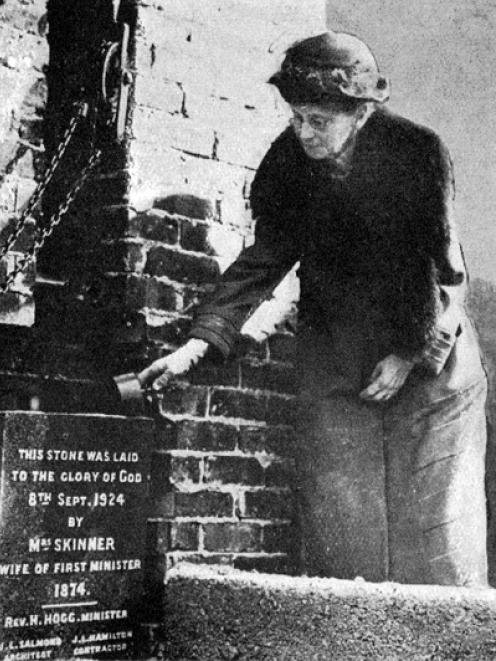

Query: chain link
[0,37,119,296]
[0,150,102,295]
[35,150,102,249]
[0,102,89,261]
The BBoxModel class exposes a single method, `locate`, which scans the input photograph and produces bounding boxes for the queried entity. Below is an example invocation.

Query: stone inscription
[0,412,153,660]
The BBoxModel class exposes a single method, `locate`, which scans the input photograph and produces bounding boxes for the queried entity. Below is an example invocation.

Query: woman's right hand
[137,339,209,391]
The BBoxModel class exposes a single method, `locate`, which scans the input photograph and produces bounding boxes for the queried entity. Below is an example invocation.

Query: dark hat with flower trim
[269,31,390,105]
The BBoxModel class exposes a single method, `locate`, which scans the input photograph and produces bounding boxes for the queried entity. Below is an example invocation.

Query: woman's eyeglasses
[290,113,334,132]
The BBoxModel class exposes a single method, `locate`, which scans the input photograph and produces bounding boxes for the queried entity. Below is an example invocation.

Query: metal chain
[35,150,102,249]
[1,37,120,295]
[0,101,89,261]
[0,150,102,295]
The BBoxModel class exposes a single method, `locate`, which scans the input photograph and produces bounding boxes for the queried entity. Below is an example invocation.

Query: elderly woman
[135,32,488,586]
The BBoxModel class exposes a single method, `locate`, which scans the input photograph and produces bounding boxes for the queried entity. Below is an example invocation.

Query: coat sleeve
[188,131,301,359]
[418,138,467,375]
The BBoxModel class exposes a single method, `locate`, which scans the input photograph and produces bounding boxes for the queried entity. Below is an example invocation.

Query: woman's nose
[299,121,315,139]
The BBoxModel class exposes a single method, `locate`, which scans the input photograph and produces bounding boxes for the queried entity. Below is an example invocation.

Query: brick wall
[0,0,321,522]
[0,0,131,409]
[0,0,48,326]
[125,0,326,592]
[10,0,324,602]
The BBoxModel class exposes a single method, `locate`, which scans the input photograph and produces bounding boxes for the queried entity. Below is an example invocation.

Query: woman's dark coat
[189,108,488,586]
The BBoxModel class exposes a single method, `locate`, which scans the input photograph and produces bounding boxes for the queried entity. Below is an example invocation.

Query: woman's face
[290,103,364,160]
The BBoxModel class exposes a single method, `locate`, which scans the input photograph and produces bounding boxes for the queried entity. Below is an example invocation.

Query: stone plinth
[163,563,496,660]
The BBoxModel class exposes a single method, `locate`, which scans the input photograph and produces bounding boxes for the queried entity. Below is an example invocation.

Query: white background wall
[326,0,495,284]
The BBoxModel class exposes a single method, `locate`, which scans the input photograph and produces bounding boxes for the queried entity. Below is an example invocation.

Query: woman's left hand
[359,354,414,402]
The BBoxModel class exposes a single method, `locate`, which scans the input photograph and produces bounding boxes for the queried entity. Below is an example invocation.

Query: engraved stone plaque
[0,411,153,660]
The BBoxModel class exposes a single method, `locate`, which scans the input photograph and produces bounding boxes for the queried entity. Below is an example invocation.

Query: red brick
[84,273,178,315]
[233,555,294,575]
[238,425,296,456]
[146,315,191,344]
[159,419,238,452]
[169,455,201,485]
[265,459,295,488]
[167,554,234,568]
[189,361,240,388]
[158,382,208,416]
[100,273,146,310]
[204,456,264,486]
[135,209,179,243]
[145,277,183,311]
[240,360,298,394]
[237,426,269,454]
[173,491,234,518]
[144,245,220,283]
[154,193,214,220]
[152,489,233,520]
[263,524,294,554]
[203,523,262,553]
[242,490,295,520]
[104,240,146,273]
[179,218,216,254]
[209,388,266,421]
[209,388,296,425]
[182,282,215,310]
[157,522,200,552]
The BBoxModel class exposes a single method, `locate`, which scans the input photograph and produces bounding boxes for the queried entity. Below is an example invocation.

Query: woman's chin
[302,145,328,159]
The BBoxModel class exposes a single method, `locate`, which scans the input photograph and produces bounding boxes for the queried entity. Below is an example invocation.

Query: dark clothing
[192,109,461,364]
[189,109,488,585]
[296,327,487,584]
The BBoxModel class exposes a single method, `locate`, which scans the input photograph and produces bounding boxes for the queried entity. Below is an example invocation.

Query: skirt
[295,320,488,586]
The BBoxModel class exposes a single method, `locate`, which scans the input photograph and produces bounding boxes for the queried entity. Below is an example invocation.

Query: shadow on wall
[145,193,299,344]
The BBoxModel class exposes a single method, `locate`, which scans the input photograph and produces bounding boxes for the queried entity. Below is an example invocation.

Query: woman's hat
[269,31,390,105]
